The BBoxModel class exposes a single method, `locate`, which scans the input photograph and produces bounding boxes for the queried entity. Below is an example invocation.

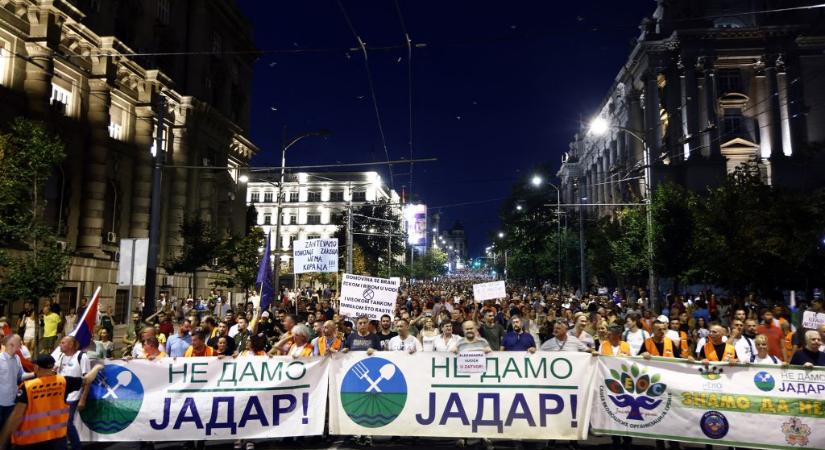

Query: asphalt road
[91,436,731,450]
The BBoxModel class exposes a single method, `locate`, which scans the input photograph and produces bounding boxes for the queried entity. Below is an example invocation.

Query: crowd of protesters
[1,280,824,450]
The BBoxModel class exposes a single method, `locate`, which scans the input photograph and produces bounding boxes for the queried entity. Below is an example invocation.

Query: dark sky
[236,0,654,257]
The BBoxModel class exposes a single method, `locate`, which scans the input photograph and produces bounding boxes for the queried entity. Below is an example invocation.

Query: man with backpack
[51,336,90,450]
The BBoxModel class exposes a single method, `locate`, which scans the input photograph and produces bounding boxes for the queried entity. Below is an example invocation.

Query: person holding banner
[342,316,379,355]
[789,330,825,367]
[501,316,536,352]
[432,321,460,352]
[51,336,90,450]
[697,324,737,364]
[640,318,682,359]
[600,324,632,356]
[387,319,419,353]
[312,321,343,356]
[138,337,166,359]
[539,321,591,353]
[183,330,214,357]
[286,324,314,358]
[453,321,492,354]
[750,334,781,365]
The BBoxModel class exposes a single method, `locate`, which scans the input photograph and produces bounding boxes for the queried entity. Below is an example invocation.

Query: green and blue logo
[754,371,775,392]
[341,357,407,428]
[80,365,143,434]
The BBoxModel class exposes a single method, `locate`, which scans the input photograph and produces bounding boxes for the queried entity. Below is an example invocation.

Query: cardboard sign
[293,238,338,273]
[472,280,506,302]
[339,274,400,320]
[456,350,487,374]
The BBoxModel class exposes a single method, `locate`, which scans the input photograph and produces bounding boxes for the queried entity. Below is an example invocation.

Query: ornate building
[558,0,825,217]
[0,0,258,319]
[247,172,400,272]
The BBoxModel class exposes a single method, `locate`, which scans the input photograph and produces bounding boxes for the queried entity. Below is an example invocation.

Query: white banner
[77,357,329,441]
[329,352,595,440]
[293,238,338,274]
[802,311,825,329]
[473,281,506,302]
[339,274,400,320]
[590,356,825,449]
[117,238,149,286]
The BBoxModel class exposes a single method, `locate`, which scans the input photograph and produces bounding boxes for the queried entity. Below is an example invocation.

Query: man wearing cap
[0,355,103,450]
[600,324,632,356]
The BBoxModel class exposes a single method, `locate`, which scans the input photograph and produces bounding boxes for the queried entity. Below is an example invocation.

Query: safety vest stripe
[13,422,66,438]
[20,407,70,422]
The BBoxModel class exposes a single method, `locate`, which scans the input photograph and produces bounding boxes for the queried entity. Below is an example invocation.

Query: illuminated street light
[498,232,504,238]
[239,174,249,183]
[588,116,609,135]
[516,204,523,211]
[531,175,542,187]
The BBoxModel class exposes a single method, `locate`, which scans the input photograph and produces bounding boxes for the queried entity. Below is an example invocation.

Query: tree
[163,216,221,294]
[651,183,697,286]
[411,249,448,279]
[334,199,405,276]
[214,227,265,295]
[0,118,69,316]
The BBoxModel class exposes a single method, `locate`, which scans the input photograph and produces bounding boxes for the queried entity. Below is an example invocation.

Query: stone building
[437,221,468,270]
[247,172,400,272]
[557,0,825,217]
[0,0,258,320]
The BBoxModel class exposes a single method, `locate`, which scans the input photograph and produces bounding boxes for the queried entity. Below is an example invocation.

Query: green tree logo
[604,363,667,421]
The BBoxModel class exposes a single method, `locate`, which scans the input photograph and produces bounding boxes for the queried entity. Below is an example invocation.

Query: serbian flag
[70,286,101,349]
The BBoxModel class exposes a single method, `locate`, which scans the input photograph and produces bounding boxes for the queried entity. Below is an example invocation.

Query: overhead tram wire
[336,0,395,191]
[393,0,415,200]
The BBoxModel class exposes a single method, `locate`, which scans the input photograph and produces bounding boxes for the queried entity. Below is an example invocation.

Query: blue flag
[256,232,274,310]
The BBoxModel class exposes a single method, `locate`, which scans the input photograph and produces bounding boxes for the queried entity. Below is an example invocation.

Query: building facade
[246,172,400,271]
[436,221,468,271]
[558,0,825,216]
[0,0,258,319]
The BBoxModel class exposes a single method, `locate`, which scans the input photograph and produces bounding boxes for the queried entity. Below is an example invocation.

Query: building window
[0,46,7,86]
[307,234,321,240]
[263,192,273,203]
[330,191,344,202]
[331,212,344,224]
[157,0,170,25]
[50,83,71,115]
[289,192,299,202]
[149,124,167,157]
[308,191,321,202]
[723,108,744,138]
[352,191,366,202]
[307,214,321,225]
[250,192,260,203]
[285,214,297,225]
[717,69,742,94]
[108,104,125,140]
[263,214,271,225]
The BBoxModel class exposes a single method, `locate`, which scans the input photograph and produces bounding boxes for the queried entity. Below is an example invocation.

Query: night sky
[236,0,654,256]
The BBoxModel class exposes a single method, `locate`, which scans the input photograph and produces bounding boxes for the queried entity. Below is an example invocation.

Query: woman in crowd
[215,336,232,356]
[63,309,77,338]
[139,336,166,360]
[287,324,314,358]
[239,333,268,357]
[18,307,37,351]
[691,316,709,345]
[88,328,114,360]
[418,316,438,351]
[751,334,783,365]
[593,320,609,350]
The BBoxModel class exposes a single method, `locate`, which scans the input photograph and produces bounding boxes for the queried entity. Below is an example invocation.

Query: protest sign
[77,357,329,441]
[472,280,506,302]
[293,238,338,274]
[801,310,825,329]
[339,274,400,320]
[329,352,595,440]
[590,356,825,450]
[457,351,487,374]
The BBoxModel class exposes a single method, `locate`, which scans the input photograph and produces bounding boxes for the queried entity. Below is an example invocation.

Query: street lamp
[516,204,523,211]
[498,232,505,238]
[273,127,331,294]
[589,116,657,309]
[531,175,563,288]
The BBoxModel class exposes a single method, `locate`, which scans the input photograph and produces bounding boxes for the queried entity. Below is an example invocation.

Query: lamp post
[589,117,657,310]
[272,127,330,295]
[531,175,563,288]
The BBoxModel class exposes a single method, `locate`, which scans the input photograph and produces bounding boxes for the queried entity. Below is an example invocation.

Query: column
[702,59,722,158]
[775,56,793,156]
[129,106,155,238]
[644,72,662,153]
[23,43,53,117]
[76,79,111,255]
[765,60,783,159]
[165,107,191,259]
[680,57,699,160]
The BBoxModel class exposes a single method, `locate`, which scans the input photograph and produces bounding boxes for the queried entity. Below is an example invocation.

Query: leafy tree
[334,199,405,276]
[164,216,221,294]
[608,207,649,286]
[651,183,697,285]
[214,227,265,294]
[0,118,69,317]
[411,248,448,279]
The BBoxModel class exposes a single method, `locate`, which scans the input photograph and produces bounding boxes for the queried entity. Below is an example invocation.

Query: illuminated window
[307,191,321,202]
[263,191,273,203]
[289,192,299,202]
[50,83,72,115]
[250,192,260,202]
[108,104,125,140]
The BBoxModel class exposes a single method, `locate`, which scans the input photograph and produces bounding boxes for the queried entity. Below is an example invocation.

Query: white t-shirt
[228,324,240,338]
[624,329,649,356]
[388,335,420,353]
[433,334,460,352]
[52,350,90,402]
[752,354,780,365]
[734,336,756,363]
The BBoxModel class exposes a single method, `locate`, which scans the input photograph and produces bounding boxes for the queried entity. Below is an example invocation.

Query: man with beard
[453,321,492,353]
[732,319,757,363]
[501,316,536,352]
[376,314,397,351]
[208,321,235,355]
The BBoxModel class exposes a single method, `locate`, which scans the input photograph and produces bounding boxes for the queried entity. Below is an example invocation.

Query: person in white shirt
[750,334,782,365]
[734,319,758,363]
[52,336,91,450]
[432,321,460,352]
[623,313,649,355]
[388,319,420,353]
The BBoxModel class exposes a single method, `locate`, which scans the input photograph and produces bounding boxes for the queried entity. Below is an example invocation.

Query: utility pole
[273,126,288,295]
[578,179,586,297]
[144,94,166,318]
[346,182,353,274]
